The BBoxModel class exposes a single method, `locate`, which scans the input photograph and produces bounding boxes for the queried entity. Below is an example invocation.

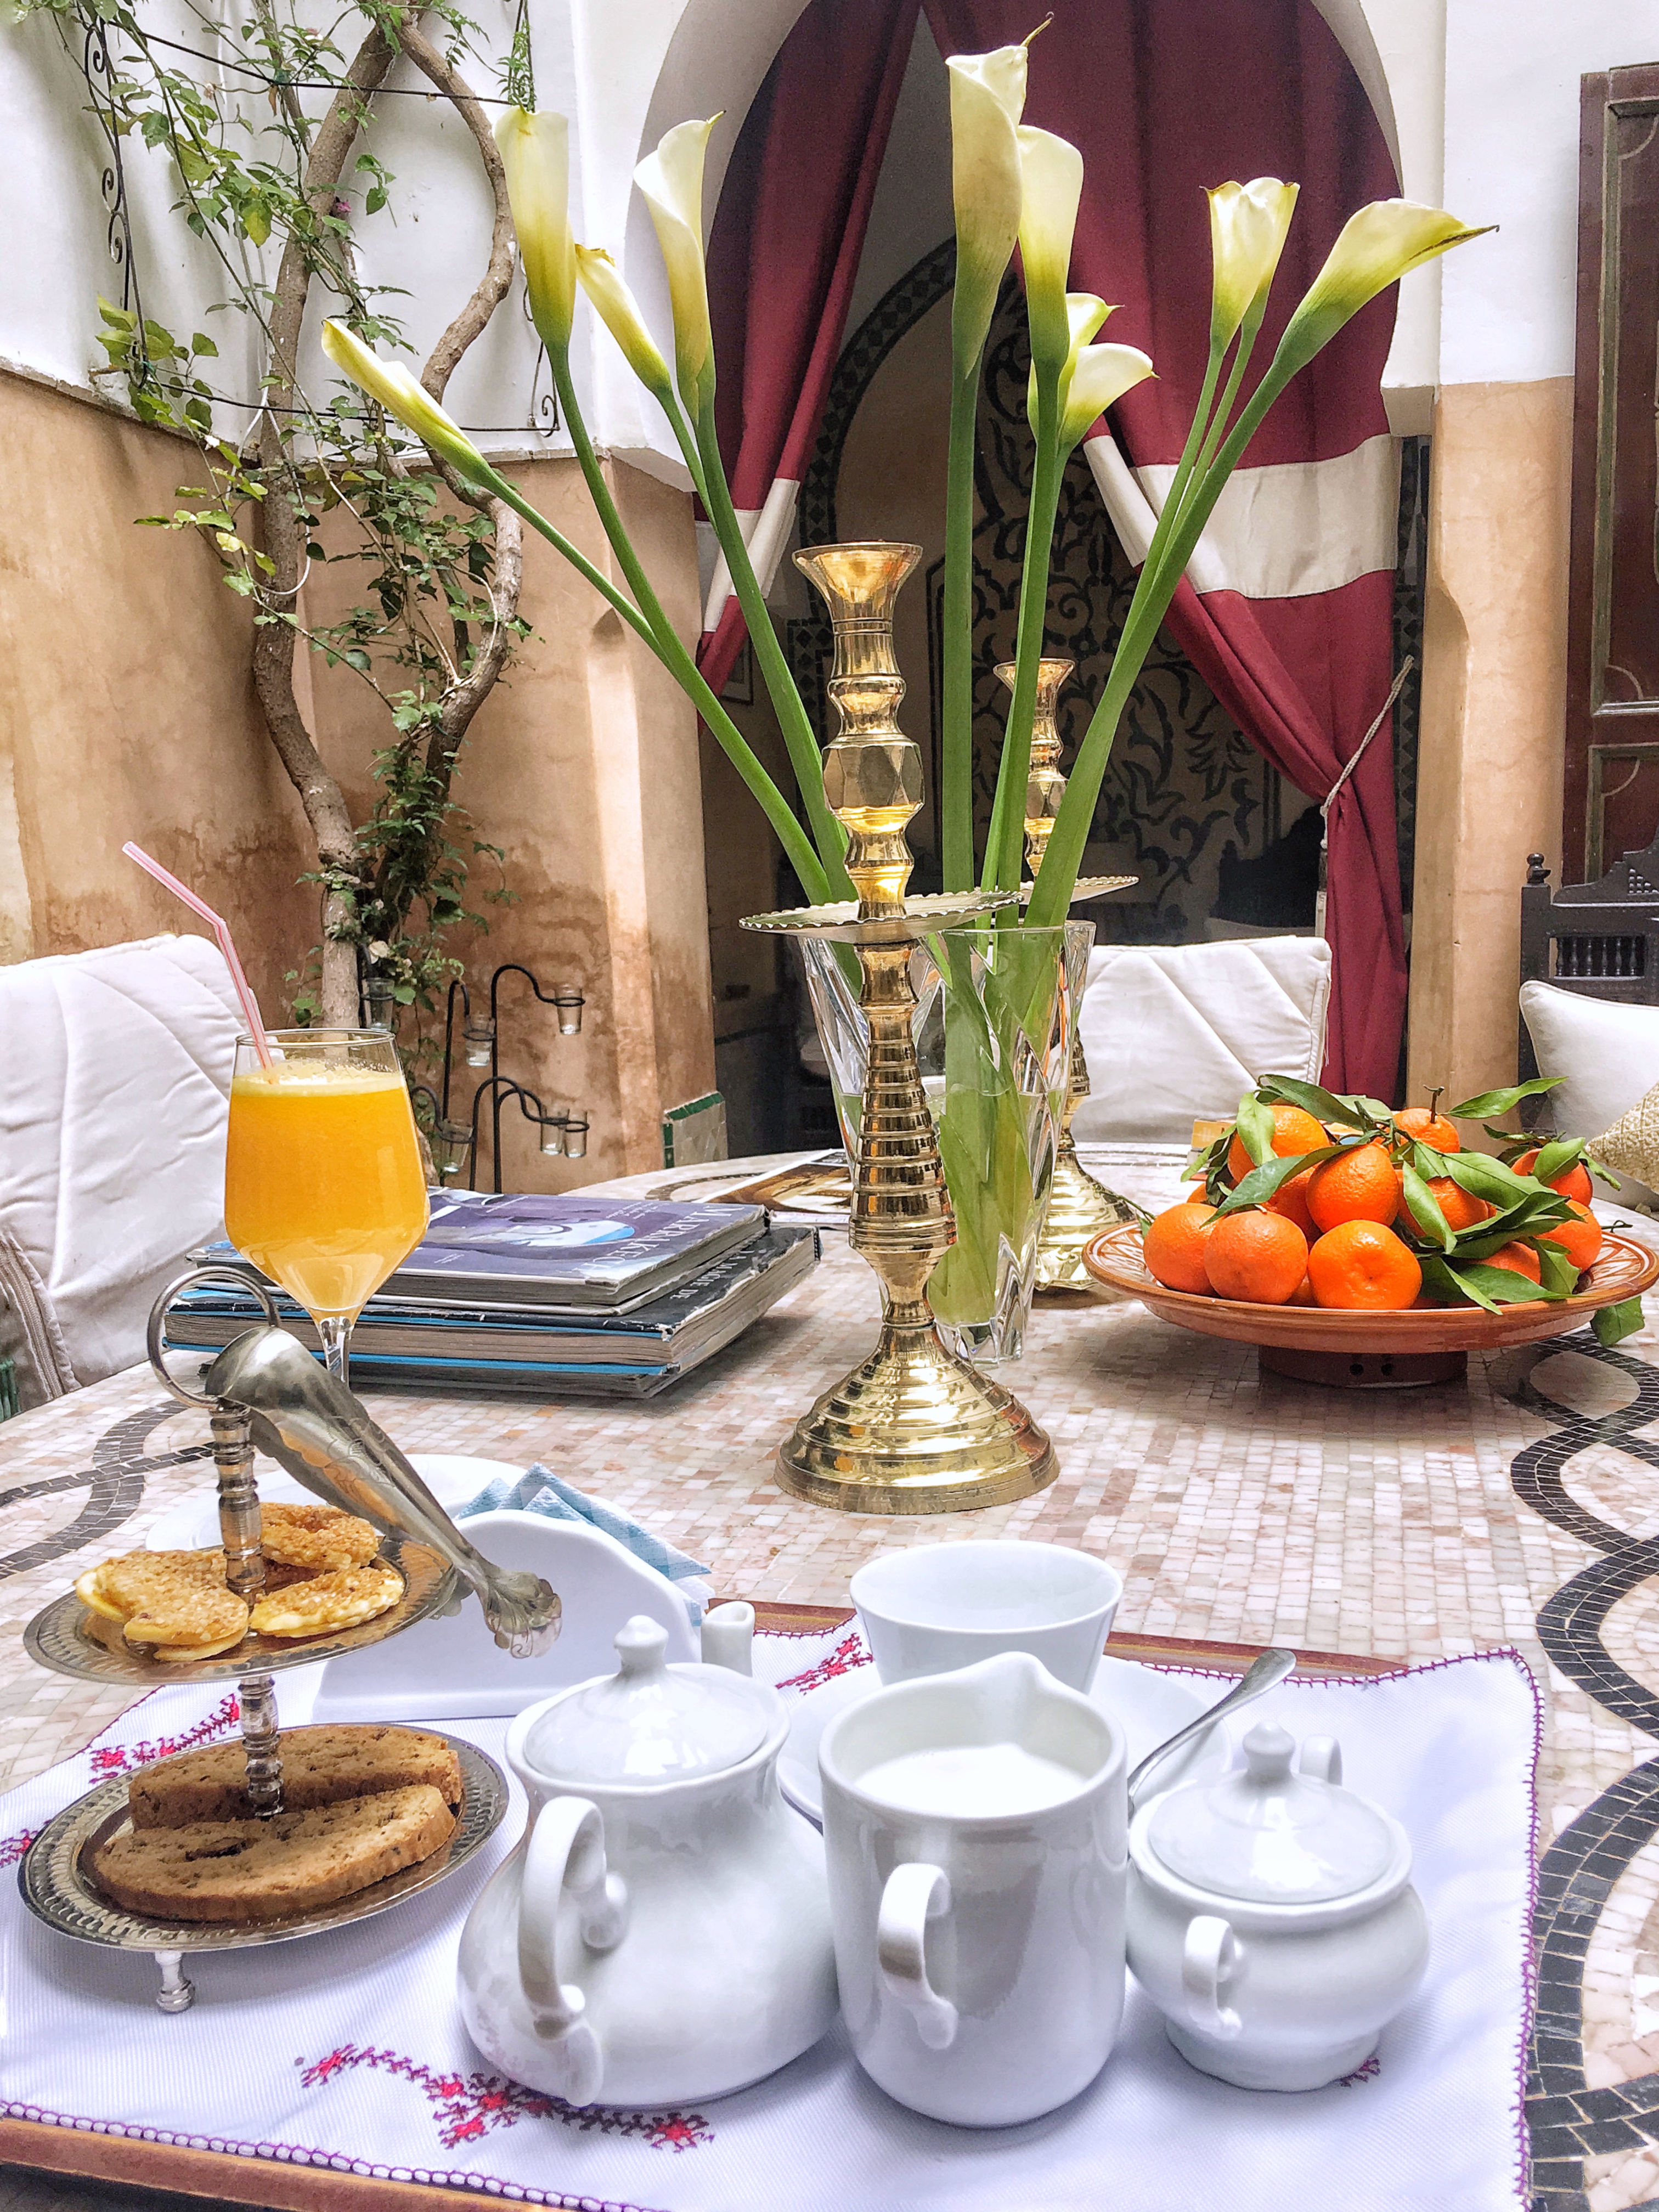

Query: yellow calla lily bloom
[575,245,673,397]
[1276,199,1493,377]
[1207,178,1299,346]
[635,117,719,415]
[319,320,493,490]
[946,44,1027,375]
[1016,126,1085,381]
[494,108,576,358]
[1058,342,1155,449]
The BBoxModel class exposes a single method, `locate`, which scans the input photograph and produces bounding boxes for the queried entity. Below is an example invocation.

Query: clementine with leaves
[1514,1149,1594,1206]
[1226,1102,1328,1186]
[1142,1202,1217,1294]
[1306,1220,1423,1310]
[1486,1242,1542,1285]
[1306,1142,1401,1233]
[1396,1176,1490,1236]
[1539,1201,1603,1275]
[1395,1105,1461,1153]
[1203,1209,1310,1304]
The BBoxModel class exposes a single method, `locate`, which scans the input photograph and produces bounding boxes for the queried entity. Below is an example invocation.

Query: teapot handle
[1298,1735,1342,1784]
[517,1796,629,2106]
[1182,1914,1244,2041]
[877,1863,958,2051]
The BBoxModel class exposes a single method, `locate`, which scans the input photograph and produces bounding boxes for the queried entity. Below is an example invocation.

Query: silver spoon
[1126,1646,1297,1811]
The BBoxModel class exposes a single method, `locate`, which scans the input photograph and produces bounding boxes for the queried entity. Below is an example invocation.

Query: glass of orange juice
[223,1029,429,1386]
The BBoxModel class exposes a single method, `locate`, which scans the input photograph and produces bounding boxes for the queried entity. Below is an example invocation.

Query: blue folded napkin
[458,1462,713,1620]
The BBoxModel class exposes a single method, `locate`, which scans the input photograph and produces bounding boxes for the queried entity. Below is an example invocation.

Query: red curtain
[699,0,922,699]
[703,0,1406,1096]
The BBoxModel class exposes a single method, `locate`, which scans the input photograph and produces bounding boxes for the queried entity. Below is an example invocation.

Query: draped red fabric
[698,0,922,701]
[920,0,1404,1096]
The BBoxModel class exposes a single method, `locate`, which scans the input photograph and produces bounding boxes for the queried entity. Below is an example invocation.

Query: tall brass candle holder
[994,657,1139,1293]
[743,545,1056,1514]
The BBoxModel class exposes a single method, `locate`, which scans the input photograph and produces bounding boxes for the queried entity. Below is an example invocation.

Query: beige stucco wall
[1407,377,1572,1110]
[0,365,715,1187]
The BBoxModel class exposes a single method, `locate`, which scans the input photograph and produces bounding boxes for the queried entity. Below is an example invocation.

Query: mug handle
[517,1796,630,2103]
[877,1862,958,2051]
[1182,1913,1244,2040]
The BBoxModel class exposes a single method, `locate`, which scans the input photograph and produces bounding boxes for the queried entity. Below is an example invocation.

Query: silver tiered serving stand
[17,1267,562,2011]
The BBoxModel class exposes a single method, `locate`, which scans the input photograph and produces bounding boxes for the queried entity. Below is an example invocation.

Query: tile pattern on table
[6,1242,1659,2207]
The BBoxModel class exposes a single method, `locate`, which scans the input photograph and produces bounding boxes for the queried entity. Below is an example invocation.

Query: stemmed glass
[222,1029,429,1387]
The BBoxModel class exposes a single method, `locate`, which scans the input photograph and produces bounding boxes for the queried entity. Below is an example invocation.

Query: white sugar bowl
[1125,1723,1429,2091]
[458,1616,838,2108]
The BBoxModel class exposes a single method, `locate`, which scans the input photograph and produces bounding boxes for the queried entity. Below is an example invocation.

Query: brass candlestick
[743,545,1056,1514]
[994,657,1138,1292]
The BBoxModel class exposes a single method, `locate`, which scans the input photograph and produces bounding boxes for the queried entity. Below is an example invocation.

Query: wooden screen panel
[1566,65,1659,875]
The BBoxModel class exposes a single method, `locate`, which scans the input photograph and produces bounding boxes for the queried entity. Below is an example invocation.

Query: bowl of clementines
[1082,1074,1659,1387]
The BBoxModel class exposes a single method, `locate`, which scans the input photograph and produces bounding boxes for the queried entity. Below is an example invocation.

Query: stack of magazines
[175,1190,819,1399]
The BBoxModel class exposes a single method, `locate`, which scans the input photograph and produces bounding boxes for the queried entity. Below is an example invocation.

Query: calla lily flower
[494,108,577,358]
[1026,291,1110,431]
[1058,342,1155,449]
[1207,178,1299,346]
[320,320,493,490]
[575,245,673,397]
[635,117,719,414]
[946,44,1027,375]
[1016,127,1085,382]
[1275,199,1493,378]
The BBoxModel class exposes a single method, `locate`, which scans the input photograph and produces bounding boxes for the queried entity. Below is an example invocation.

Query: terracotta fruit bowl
[1081,1221,1659,1388]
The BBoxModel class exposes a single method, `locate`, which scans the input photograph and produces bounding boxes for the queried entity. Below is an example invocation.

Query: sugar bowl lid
[1144,1723,1397,1905]
[526,1616,769,1785]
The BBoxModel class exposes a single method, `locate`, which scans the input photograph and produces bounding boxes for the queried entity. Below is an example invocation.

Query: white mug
[819,1650,1127,2126]
[850,1539,1121,1690]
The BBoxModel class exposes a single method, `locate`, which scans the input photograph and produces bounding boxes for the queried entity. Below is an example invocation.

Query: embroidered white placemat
[0,1630,1538,2212]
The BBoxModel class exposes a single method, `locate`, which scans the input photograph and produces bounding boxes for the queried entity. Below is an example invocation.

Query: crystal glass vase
[802,921,1068,1362]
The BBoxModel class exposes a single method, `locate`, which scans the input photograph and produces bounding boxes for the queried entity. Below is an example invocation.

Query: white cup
[850,1539,1122,1691]
[820,1650,1127,2126]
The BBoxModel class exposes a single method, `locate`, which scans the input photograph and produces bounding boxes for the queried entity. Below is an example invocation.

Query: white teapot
[1125,1723,1429,2091]
[458,1616,838,2107]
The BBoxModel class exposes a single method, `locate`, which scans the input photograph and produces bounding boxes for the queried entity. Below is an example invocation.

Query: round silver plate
[19,1733,508,1954]
[22,1533,459,1686]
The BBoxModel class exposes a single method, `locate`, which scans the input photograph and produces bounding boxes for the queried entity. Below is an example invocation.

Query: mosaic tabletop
[5,1147,1659,2212]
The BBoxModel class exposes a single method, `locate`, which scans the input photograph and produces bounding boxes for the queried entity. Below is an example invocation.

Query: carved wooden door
[1566,64,1659,876]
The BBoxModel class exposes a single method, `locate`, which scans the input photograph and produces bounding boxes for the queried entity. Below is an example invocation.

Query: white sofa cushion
[1517,982,1659,1140]
[0,934,241,1397]
[1071,936,1333,1146]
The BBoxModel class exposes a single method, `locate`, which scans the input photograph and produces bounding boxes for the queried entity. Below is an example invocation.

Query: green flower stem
[478,432,830,906]
[694,397,853,898]
[984,377,1063,895]
[1028,335,1302,933]
[941,363,981,893]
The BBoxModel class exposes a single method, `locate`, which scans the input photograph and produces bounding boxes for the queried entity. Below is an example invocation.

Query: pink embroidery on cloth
[1338,2052,1381,2087]
[89,1694,242,1778]
[298,2046,714,2153]
[776,1632,872,1694]
[0,1827,38,1870]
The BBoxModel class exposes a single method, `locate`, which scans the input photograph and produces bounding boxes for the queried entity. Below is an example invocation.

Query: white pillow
[1071,936,1332,1146]
[1517,983,1659,1138]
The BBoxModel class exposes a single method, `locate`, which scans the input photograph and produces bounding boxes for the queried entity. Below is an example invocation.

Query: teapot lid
[1144,1723,1395,1905]
[526,1616,769,1784]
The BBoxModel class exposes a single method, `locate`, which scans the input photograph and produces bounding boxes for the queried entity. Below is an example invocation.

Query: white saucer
[776,1654,1234,1826]
[143,1454,522,1551]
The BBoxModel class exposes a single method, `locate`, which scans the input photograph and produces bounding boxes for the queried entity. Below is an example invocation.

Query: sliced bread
[129,1724,463,1830]
[92,1784,456,1922]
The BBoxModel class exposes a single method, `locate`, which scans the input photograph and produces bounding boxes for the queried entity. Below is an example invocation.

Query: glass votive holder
[538,1116,566,1158]
[564,1109,590,1159]
[462,1018,495,1069]
[430,1120,474,1181]
[553,988,584,1036]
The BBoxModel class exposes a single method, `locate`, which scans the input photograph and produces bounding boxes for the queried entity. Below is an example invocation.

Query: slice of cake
[128,1724,463,1830]
[91,1785,456,1921]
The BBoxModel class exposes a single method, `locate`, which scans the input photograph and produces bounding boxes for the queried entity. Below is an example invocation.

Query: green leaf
[1234,1093,1277,1170]
[1400,1161,1454,1251]
[1419,1254,1499,1312]
[1532,1138,1585,1184]
[1257,1073,1366,1130]
[241,200,271,248]
[1409,1141,1448,1180]
[1442,1152,1541,1208]
[1594,1296,1645,1348]
[1213,1145,1345,1217]
[1535,1238,1581,1299]
[1451,1259,1565,1304]
[190,331,219,357]
[1449,1075,1565,1119]
[1346,1095,1393,1123]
